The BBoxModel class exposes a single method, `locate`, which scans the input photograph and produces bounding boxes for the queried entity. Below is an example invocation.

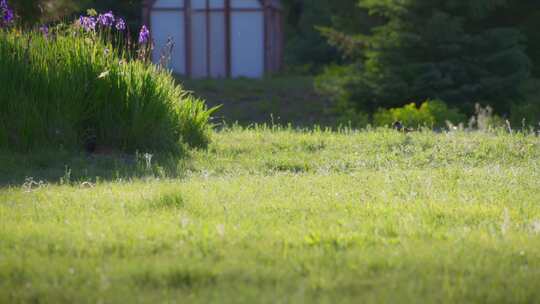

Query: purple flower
[0,0,14,27]
[79,15,96,32]
[97,11,114,27]
[39,25,49,37]
[138,25,150,44]
[115,18,126,31]
[2,8,12,23]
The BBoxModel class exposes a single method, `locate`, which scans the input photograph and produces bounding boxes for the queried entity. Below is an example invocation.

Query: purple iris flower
[39,25,49,37]
[97,11,115,27]
[79,16,96,32]
[115,18,126,31]
[2,8,12,23]
[0,0,14,27]
[138,25,150,44]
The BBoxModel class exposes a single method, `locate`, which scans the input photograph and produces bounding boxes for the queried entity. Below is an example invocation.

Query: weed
[150,193,185,210]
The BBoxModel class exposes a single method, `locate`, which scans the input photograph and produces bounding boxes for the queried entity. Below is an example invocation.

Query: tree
[487,0,540,77]
[281,0,374,71]
[317,0,531,115]
[11,0,80,25]
[11,0,141,32]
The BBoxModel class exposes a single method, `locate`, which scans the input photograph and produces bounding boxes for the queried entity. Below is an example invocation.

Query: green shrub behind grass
[0,26,217,153]
[373,100,465,129]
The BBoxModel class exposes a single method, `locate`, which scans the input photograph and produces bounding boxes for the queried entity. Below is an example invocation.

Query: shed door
[230,1,264,78]
[150,1,186,74]
[190,0,227,78]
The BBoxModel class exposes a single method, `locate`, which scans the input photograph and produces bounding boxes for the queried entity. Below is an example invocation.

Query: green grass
[1,128,540,303]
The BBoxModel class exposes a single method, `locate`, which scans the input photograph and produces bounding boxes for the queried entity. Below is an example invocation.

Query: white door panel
[151,10,186,74]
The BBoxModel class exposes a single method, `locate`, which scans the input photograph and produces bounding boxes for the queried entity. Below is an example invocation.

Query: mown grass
[1,128,540,303]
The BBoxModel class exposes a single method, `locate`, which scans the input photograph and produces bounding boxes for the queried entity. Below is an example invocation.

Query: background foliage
[10,0,540,126]
[373,100,466,129]
[317,0,532,117]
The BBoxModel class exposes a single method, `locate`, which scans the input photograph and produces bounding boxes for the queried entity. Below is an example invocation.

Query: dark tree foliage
[487,0,540,77]
[10,0,141,32]
[10,0,79,24]
[281,0,374,71]
[318,0,531,114]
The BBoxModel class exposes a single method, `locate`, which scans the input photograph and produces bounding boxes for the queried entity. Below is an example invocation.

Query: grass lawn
[1,128,540,303]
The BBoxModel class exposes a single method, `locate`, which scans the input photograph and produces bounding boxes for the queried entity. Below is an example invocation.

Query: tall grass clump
[0,10,217,153]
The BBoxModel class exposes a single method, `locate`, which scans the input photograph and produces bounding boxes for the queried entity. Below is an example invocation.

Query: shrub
[334,108,370,129]
[511,103,540,129]
[373,100,465,129]
[0,13,217,153]
[510,79,540,129]
[317,1,530,115]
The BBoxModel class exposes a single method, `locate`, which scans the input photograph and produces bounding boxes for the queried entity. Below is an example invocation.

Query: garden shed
[143,0,283,78]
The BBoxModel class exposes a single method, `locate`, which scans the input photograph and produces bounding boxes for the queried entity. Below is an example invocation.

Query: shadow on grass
[0,150,190,187]
[177,76,339,128]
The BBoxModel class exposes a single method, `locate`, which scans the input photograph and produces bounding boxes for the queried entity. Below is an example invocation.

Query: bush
[509,79,540,129]
[0,19,217,153]
[10,0,79,25]
[334,108,370,129]
[511,103,540,129]
[373,100,465,129]
[317,1,530,115]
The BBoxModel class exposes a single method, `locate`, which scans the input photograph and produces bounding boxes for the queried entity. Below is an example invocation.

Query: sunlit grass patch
[1,128,540,303]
